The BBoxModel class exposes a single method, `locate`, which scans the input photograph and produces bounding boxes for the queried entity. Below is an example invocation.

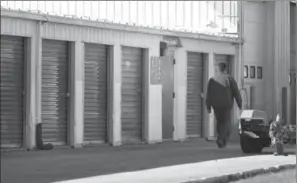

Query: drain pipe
[238,2,248,109]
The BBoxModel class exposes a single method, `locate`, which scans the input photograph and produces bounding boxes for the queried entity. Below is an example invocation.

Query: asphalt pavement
[1,139,296,183]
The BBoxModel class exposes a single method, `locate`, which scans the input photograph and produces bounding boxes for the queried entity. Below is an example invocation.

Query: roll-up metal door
[42,39,69,145]
[84,43,108,143]
[0,36,25,148]
[186,52,204,137]
[121,46,143,143]
[214,54,231,75]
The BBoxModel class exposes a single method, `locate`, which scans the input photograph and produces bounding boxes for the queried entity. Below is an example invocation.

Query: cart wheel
[252,142,264,154]
[240,135,252,153]
[240,135,263,154]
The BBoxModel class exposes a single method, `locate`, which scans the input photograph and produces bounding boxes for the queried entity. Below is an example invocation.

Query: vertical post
[167,2,169,28]
[173,47,186,141]
[292,2,297,180]
[107,46,115,145]
[292,2,296,125]
[111,45,122,146]
[35,21,42,149]
[136,1,139,25]
[142,49,149,142]
[24,23,39,150]
[282,87,288,124]
[69,41,84,148]
[207,52,215,140]
[274,2,291,122]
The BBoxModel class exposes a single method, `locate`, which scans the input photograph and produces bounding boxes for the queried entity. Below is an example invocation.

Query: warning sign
[150,56,163,85]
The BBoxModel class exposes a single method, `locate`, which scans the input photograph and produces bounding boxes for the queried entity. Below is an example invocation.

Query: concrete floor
[1,139,295,183]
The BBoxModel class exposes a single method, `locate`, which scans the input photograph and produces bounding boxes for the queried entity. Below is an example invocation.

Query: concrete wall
[242,1,266,111]
[242,1,292,123]
[1,9,240,149]
[273,2,291,124]
[290,2,296,124]
[264,2,276,119]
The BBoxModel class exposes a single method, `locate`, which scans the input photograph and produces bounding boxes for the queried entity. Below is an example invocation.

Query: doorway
[161,42,174,140]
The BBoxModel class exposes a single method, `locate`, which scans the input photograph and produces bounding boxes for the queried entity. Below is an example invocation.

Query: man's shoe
[273,152,280,156]
[217,139,223,148]
[222,140,227,148]
[274,152,289,156]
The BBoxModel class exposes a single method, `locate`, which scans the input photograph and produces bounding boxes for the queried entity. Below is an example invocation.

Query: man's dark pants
[213,106,232,146]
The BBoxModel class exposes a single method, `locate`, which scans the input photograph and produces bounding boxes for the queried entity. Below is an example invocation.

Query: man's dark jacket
[206,74,242,111]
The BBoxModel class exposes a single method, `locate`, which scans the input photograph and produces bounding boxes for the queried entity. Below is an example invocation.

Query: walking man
[206,63,242,148]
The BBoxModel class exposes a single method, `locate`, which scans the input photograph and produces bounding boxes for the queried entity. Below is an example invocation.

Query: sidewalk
[1,140,296,183]
[53,155,296,183]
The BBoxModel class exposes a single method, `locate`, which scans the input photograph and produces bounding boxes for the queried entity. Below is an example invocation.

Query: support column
[69,41,84,148]
[230,45,242,142]
[290,2,297,125]
[34,21,42,149]
[25,22,40,150]
[206,52,216,140]
[146,48,162,144]
[234,45,242,114]
[111,45,122,146]
[173,47,187,141]
[142,49,150,142]
[274,2,291,123]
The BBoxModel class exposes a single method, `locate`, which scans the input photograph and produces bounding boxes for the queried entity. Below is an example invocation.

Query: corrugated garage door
[214,54,231,75]
[186,52,204,137]
[84,43,108,143]
[0,36,25,148]
[121,46,143,143]
[42,39,69,145]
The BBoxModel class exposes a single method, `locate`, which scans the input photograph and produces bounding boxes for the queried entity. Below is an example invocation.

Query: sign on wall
[150,56,163,85]
[163,36,182,48]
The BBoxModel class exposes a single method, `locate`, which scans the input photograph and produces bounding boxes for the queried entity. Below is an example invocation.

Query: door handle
[200,93,204,98]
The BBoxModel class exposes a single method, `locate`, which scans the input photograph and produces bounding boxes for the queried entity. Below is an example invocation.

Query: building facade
[0,7,242,150]
[0,1,295,150]
[242,1,296,125]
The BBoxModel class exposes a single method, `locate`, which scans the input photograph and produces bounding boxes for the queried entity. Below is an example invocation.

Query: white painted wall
[242,2,293,123]
[242,1,266,111]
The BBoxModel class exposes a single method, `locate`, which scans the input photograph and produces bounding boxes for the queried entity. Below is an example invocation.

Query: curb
[183,164,296,183]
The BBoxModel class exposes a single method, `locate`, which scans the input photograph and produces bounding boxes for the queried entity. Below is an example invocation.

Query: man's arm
[269,123,275,138]
[229,77,242,109]
[205,79,212,113]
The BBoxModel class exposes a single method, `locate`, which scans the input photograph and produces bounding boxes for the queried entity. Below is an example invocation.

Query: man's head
[216,63,227,73]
